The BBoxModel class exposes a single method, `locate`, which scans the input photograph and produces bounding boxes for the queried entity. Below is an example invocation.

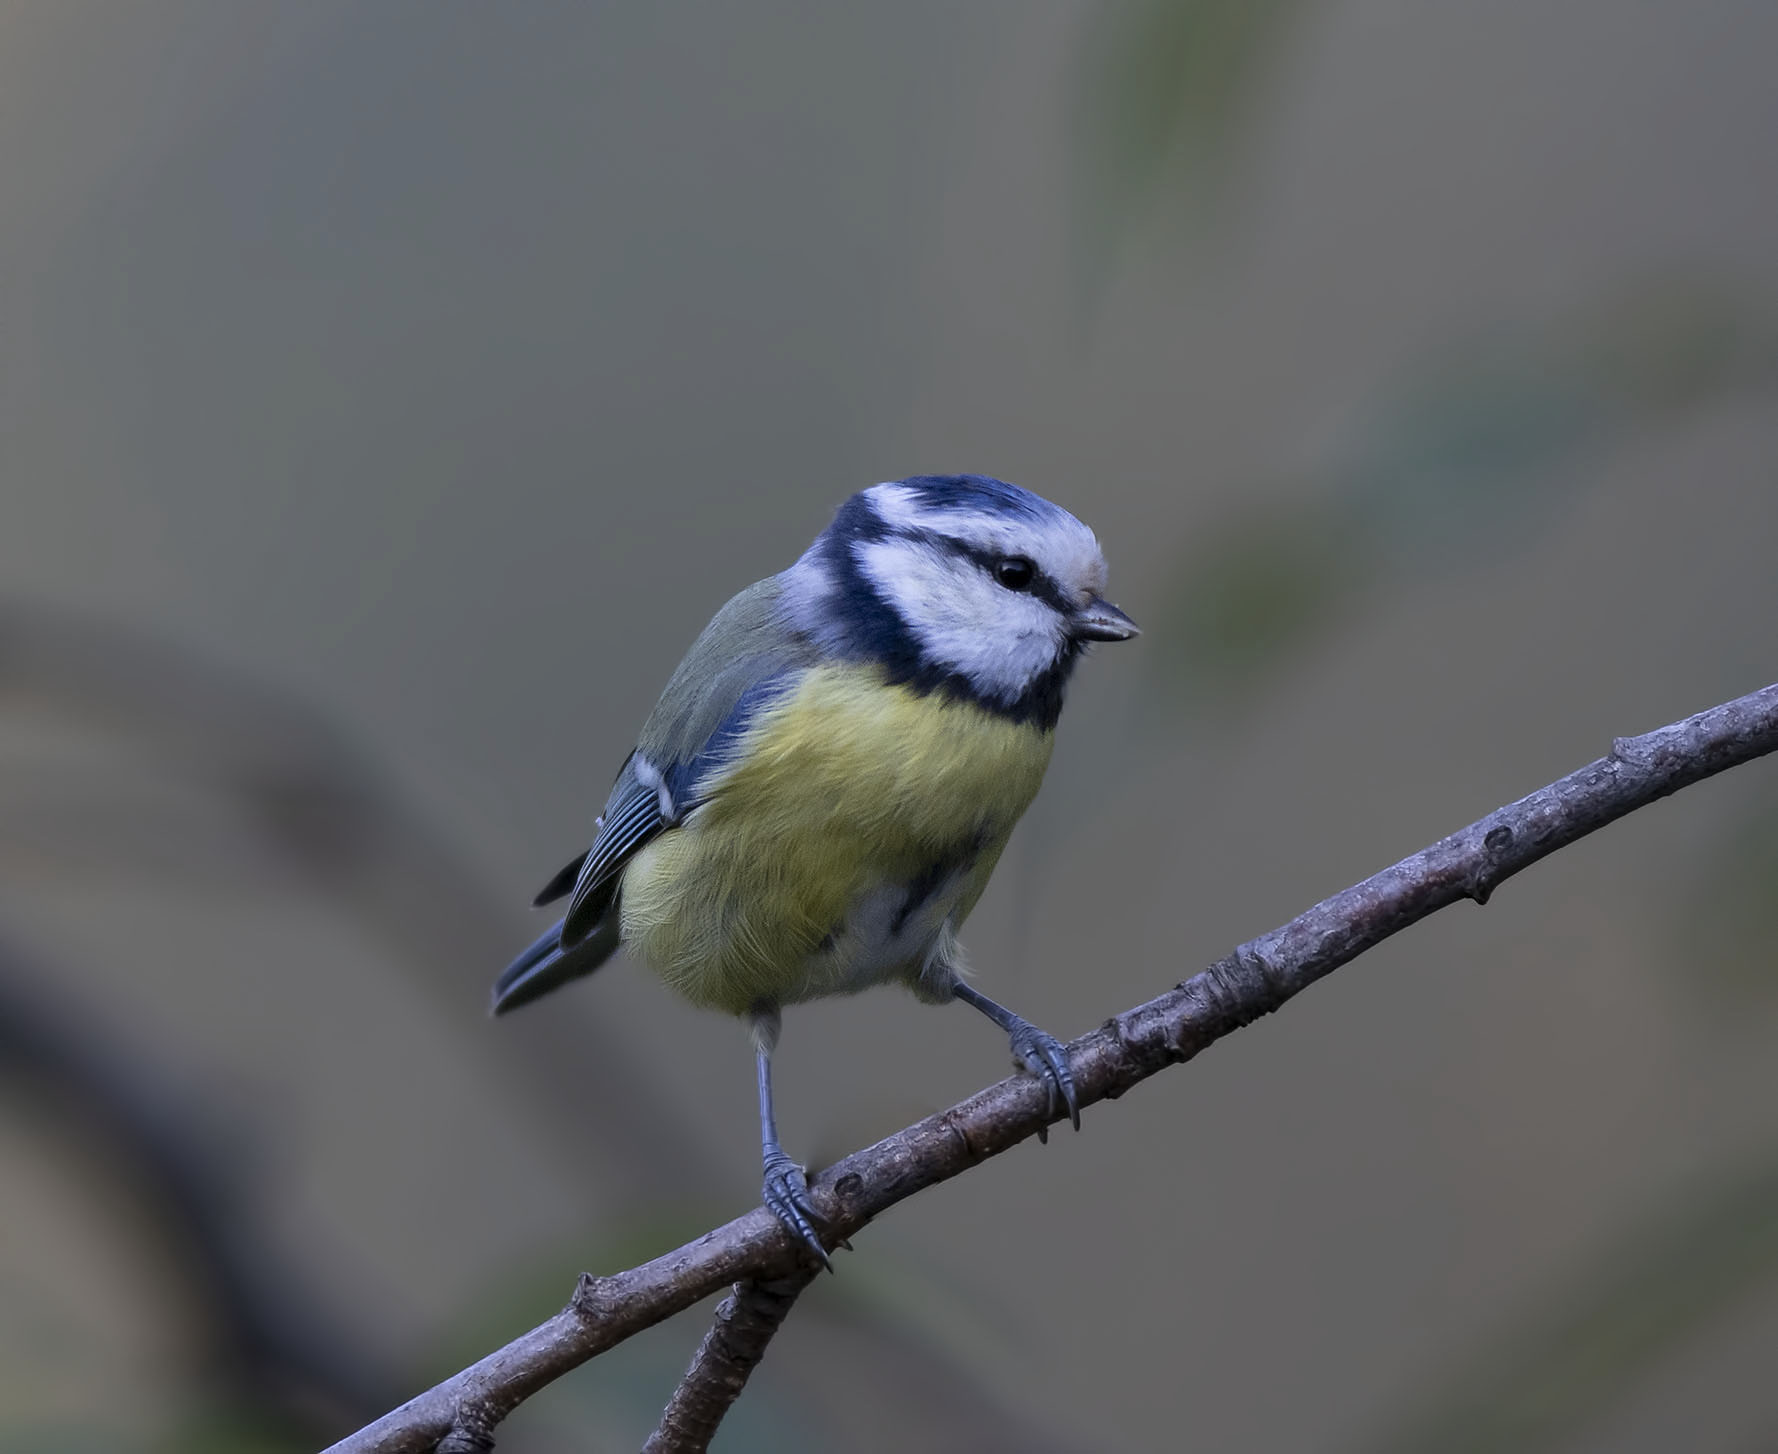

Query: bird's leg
[752,1006,830,1269]
[951,981,1080,1144]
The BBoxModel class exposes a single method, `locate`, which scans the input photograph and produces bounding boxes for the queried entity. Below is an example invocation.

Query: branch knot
[570,1272,618,1324]
[437,1406,497,1453]
[1470,822,1517,904]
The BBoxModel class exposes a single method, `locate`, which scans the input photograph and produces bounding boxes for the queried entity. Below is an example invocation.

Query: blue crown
[893,474,1064,522]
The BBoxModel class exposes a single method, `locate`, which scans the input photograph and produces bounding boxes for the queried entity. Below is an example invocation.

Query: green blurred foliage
[1073,0,1303,284]
[1147,278,1778,713]
[1357,1162,1778,1454]
[157,1407,317,1454]
[1152,499,1365,694]
[0,1408,311,1454]
[1077,14,1778,1448]
[1677,784,1778,1009]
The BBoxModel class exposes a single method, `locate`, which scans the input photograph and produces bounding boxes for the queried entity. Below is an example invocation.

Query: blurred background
[3,3,1777,1450]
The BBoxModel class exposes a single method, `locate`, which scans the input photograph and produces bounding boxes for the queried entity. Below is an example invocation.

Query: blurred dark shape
[0,938,391,1444]
[0,598,704,1199]
[0,598,1075,1451]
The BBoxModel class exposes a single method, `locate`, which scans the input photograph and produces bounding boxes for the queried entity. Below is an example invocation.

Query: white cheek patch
[854,536,1065,701]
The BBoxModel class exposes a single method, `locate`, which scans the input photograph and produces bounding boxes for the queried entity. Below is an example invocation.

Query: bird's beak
[1073,597,1140,642]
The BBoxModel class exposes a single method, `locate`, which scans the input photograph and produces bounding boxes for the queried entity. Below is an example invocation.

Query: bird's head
[782,474,1138,728]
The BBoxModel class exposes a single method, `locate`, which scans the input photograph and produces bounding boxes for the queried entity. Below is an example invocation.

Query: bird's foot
[762,1150,831,1270]
[1007,1021,1080,1145]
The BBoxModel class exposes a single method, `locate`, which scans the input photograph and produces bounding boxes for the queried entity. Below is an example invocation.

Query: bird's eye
[994,555,1036,591]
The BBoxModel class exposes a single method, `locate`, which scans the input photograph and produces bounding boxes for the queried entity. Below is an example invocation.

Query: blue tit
[492,474,1137,1264]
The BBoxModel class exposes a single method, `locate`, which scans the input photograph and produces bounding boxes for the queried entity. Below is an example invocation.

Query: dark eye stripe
[902,532,1072,612]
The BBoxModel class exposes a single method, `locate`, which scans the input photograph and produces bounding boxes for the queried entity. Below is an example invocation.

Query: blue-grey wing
[555,755,666,945]
[544,577,817,949]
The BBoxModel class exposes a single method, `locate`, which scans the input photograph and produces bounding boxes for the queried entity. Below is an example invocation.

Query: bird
[491,474,1138,1265]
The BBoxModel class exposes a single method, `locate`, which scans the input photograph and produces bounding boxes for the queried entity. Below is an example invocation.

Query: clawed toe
[762,1153,831,1270]
[949,983,1081,1147]
[1009,1024,1080,1139]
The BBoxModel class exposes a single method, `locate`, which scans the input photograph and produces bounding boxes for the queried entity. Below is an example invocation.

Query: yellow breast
[618,662,1054,1015]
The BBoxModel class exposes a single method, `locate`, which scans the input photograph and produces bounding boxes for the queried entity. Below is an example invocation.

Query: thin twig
[325,681,1778,1454]
[641,1267,824,1453]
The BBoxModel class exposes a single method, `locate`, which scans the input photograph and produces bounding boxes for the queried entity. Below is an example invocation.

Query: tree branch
[640,1267,823,1453]
[326,681,1778,1454]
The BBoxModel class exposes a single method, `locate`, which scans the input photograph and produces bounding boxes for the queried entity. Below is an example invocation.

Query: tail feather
[490,914,621,1015]
[532,851,588,907]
